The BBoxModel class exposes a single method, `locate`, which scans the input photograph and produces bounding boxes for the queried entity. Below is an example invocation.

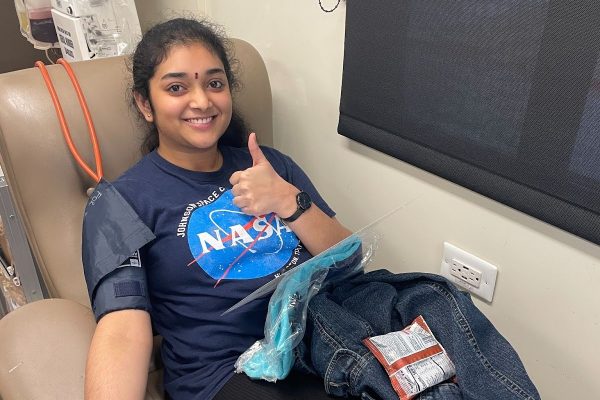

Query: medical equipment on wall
[50,0,141,61]
[14,0,60,50]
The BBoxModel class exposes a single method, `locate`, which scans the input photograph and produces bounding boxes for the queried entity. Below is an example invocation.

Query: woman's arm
[85,309,153,400]
[230,133,352,256]
[282,208,351,256]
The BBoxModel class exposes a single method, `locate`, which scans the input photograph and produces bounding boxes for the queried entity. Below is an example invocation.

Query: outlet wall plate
[440,242,498,302]
[449,259,482,288]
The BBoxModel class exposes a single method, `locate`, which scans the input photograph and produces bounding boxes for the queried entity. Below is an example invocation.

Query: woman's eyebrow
[160,68,225,80]
[206,68,226,76]
[160,72,188,80]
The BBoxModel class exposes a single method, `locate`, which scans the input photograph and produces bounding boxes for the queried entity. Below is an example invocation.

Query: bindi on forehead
[195,72,198,79]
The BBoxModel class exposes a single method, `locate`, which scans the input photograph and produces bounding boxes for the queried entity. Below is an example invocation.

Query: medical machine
[50,0,142,61]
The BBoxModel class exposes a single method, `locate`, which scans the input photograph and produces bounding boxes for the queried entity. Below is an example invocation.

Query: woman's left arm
[230,133,352,256]
[279,207,352,256]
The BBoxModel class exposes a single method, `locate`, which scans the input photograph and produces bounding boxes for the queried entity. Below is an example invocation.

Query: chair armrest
[0,299,95,400]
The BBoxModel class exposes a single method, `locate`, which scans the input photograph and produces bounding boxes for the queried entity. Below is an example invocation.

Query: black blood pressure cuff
[92,257,151,321]
[81,179,156,321]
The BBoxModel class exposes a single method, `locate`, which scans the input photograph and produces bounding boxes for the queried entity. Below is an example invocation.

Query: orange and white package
[363,315,456,400]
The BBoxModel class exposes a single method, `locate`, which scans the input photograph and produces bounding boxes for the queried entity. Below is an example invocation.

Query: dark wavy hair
[130,18,249,154]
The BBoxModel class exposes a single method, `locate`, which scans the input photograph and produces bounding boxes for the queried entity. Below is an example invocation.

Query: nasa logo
[186,190,299,282]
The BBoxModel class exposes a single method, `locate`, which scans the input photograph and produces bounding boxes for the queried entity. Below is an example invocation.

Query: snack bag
[363,316,456,400]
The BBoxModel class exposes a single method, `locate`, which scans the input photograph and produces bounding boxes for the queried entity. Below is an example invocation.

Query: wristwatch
[281,191,312,223]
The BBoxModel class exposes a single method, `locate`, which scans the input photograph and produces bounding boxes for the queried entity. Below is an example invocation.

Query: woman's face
[139,43,233,164]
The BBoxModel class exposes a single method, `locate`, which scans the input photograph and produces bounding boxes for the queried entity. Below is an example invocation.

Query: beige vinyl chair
[0,38,272,400]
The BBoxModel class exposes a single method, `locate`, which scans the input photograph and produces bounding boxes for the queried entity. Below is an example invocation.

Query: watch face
[297,191,312,210]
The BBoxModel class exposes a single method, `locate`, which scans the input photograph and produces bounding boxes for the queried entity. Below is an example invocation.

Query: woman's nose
[189,88,212,110]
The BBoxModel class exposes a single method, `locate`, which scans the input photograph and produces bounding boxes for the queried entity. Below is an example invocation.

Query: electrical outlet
[449,260,482,288]
[441,242,498,302]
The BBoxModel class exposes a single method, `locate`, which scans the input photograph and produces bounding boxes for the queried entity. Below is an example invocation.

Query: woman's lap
[213,370,350,400]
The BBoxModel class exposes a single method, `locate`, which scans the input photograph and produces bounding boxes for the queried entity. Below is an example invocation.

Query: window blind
[338,0,600,245]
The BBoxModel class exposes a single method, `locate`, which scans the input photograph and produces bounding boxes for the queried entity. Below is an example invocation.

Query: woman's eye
[167,84,184,93]
[209,80,224,89]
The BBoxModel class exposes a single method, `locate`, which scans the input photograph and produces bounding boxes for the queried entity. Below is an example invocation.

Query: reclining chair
[0,39,272,400]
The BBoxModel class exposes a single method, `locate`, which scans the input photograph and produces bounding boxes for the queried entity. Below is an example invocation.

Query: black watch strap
[281,191,312,223]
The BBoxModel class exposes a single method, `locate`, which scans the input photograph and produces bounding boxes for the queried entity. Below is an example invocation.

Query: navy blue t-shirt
[111,145,334,400]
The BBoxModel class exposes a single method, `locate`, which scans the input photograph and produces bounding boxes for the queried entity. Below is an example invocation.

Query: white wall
[135,0,206,31]
[142,1,600,398]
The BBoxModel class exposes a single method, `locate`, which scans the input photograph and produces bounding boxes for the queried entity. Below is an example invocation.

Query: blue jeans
[295,269,540,400]
[419,383,462,400]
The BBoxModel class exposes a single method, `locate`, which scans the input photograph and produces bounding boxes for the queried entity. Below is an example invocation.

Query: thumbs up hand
[247,131,269,167]
[229,132,298,217]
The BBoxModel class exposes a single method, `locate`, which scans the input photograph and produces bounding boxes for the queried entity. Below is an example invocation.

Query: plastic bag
[234,229,380,381]
[51,0,142,61]
[232,201,414,382]
[15,0,60,50]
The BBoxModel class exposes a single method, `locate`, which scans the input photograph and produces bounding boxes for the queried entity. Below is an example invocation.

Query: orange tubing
[35,59,103,183]
[57,58,103,180]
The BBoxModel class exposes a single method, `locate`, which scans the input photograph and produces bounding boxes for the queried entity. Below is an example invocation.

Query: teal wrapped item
[234,234,364,382]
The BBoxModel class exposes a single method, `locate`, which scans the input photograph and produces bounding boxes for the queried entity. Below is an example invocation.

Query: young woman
[83,18,351,400]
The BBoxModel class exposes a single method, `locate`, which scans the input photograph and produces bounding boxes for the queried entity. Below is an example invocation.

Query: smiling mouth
[185,116,215,124]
